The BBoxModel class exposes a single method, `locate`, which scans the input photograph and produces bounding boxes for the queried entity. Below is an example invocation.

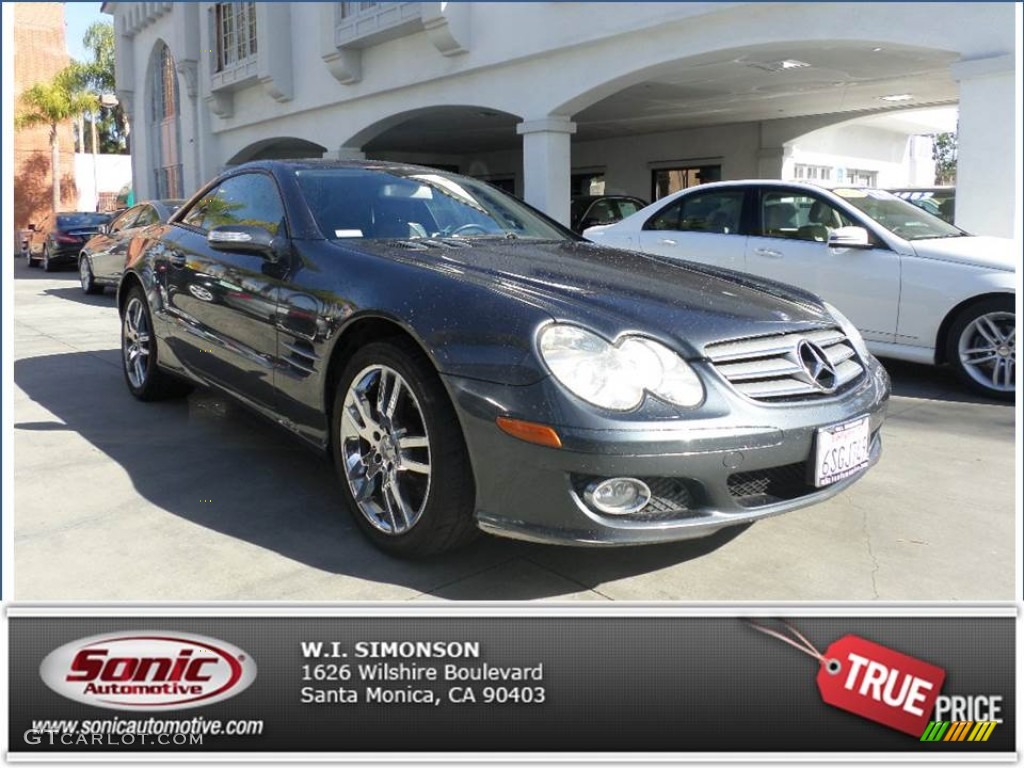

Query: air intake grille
[704,327,864,401]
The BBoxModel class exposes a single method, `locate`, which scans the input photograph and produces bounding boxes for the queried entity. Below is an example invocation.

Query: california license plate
[814,416,870,487]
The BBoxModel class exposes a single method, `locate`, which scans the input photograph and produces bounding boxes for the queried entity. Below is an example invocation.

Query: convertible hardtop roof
[232,158,448,176]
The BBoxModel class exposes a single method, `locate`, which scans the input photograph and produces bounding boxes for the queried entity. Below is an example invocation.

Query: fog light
[584,478,652,515]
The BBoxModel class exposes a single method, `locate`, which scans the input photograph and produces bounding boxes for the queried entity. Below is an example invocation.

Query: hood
[354,238,834,357]
[908,235,1016,272]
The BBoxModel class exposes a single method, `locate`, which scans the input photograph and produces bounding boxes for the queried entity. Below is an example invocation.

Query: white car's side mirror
[828,226,872,249]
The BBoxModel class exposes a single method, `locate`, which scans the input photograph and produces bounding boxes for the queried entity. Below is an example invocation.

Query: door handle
[659,238,677,246]
[753,247,783,258]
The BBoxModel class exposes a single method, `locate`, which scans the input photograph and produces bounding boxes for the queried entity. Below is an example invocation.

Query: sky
[63,1,107,63]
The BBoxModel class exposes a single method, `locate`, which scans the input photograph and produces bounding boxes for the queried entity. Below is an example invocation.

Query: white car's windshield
[832,188,964,241]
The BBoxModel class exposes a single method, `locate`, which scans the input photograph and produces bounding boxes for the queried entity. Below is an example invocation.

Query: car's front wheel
[121,286,191,401]
[331,339,477,557]
[948,296,1015,400]
[80,256,102,295]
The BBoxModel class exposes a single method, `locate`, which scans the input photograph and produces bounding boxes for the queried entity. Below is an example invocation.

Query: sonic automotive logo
[40,632,257,711]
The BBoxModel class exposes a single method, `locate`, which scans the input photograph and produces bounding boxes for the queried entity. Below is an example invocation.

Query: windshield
[56,212,111,229]
[296,168,571,242]
[831,188,963,240]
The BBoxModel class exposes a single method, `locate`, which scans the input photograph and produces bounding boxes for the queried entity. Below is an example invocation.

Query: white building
[102,2,1017,237]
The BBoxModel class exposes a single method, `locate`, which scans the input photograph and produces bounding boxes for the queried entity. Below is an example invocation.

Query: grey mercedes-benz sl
[119,161,890,557]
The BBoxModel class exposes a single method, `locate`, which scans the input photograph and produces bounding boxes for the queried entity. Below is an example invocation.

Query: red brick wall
[13,2,78,237]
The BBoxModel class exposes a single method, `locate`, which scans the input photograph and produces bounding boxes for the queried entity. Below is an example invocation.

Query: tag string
[746,619,828,666]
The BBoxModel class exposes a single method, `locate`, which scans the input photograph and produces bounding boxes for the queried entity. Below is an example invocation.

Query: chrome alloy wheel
[958,310,1015,393]
[122,297,152,389]
[80,257,92,291]
[340,364,432,535]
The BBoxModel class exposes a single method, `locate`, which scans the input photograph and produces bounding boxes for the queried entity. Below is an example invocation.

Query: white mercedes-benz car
[585,181,1016,399]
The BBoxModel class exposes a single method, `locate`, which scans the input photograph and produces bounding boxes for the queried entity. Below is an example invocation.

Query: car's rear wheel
[121,286,191,401]
[25,248,38,268]
[80,256,102,295]
[42,246,55,272]
[331,339,477,557]
[948,296,1015,400]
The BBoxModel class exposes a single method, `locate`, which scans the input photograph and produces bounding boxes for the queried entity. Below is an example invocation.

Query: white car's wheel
[948,296,1015,400]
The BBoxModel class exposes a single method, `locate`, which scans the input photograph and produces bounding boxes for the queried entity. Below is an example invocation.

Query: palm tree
[15,67,99,213]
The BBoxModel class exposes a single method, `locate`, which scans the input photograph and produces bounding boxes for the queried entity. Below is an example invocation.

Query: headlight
[538,324,704,411]
[822,301,871,360]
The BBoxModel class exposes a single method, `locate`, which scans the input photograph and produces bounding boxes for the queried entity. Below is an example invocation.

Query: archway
[226,137,329,165]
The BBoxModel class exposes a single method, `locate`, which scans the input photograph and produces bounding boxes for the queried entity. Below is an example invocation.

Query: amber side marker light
[496,417,563,448]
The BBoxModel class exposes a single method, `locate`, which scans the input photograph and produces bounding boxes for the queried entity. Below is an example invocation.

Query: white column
[516,117,576,225]
[334,146,366,161]
[756,146,792,180]
[950,55,1016,238]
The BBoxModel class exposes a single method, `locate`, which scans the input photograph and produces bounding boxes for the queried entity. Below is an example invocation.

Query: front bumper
[444,357,890,546]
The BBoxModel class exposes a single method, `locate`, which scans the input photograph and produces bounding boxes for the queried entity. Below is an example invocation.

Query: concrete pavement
[11,262,1017,601]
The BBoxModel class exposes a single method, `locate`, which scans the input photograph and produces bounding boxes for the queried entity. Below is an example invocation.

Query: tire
[79,255,103,295]
[42,246,55,272]
[331,338,478,558]
[121,286,191,401]
[947,296,1015,401]
[26,248,38,268]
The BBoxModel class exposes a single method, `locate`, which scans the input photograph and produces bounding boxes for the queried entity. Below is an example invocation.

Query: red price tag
[817,634,946,737]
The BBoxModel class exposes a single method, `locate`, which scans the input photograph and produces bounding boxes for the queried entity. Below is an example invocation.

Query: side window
[180,173,286,235]
[644,190,744,234]
[111,208,142,233]
[585,199,618,226]
[761,192,852,242]
[615,199,643,219]
[645,200,683,231]
[133,206,160,227]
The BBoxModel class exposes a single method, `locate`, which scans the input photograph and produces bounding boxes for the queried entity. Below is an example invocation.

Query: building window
[571,172,605,197]
[650,165,721,201]
[793,164,833,182]
[844,169,878,187]
[339,2,380,18]
[216,2,257,71]
[151,44,182,198]
[332,1,422,50]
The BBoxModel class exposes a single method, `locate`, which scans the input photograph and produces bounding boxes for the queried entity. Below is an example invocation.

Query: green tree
[70,21,129,153]
[932,131,957,185]
[15,68,99,213]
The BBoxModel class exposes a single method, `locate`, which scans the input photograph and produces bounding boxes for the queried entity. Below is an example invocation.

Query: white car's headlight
[823,301,871,360]
[538,324,704,411]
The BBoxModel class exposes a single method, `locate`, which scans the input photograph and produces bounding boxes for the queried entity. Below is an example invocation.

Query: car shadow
[42,286,116,307]
[14,260,80,281]
[14,350,750,600]
[881,357,1013,407]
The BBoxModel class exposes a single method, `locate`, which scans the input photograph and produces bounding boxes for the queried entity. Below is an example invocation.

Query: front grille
[727,462,812,508]
[704,327,864,401]
[571,475,703,521]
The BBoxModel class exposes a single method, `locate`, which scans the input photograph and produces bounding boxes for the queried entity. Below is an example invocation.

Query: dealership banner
[6,608,1015,757]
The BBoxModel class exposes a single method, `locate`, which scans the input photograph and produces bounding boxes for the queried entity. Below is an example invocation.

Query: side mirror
[828,226,872,249]
[98,224,110,235]
[208,224,280,260]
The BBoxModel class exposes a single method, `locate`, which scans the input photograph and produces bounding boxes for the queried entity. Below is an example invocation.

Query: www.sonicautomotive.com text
[24,717,264,747]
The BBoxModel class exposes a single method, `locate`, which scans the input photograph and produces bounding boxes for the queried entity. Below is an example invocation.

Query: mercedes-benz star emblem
[796,340,838,392]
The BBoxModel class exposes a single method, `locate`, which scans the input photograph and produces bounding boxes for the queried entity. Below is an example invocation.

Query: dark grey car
[118,161,890,557]
[79,200,183,294]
